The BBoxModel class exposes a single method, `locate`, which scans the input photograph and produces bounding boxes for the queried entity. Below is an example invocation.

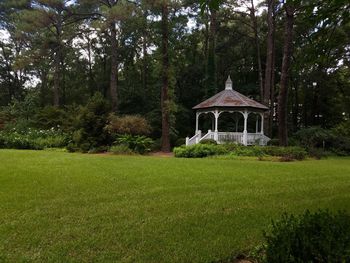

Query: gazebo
[186,76,270,146]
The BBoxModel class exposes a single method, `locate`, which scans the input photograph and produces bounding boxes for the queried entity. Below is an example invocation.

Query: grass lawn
[0,150,350,262]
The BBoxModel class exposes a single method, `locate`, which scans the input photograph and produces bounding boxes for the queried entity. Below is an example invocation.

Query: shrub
[33,106,68,130]
[0,128,69,150]
[263,146,307,160]
[173,144,228,158]
[199,139,217,145]
[174,138,186,147]
[294,127,333,149]
[264,210,350,263]
[115,134,153,154]
[70,93,111,152]
[88,146,108,154]
[267,138,279,146]
[228,145,265,157]
[109,144,134,155]
[106,114,151,136]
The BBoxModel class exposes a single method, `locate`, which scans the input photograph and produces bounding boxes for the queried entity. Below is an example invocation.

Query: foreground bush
[264,210,350,263]
[173,144,228,158]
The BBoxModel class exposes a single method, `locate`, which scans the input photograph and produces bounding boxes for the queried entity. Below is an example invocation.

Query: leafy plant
[264,210,350,263]
[115,135,153,154]
[173,144,228,158]
[109,144,134,155]
[199,139,217,145]
[69,93,111,152]
[106,114,152,136]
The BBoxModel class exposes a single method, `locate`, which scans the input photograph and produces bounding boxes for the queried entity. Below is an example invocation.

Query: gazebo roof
[193,76,268,111]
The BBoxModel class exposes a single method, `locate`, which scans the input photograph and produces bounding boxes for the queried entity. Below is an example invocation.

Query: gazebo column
[195,112,199,133]
[260,113,264,134]
[214,109,219,141]
[255,117,259,133]
[243,110,248,145]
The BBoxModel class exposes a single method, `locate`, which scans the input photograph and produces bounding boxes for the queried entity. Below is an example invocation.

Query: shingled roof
[193,76,268,111]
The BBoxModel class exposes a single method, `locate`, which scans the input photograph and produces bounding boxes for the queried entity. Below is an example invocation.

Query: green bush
[106,114,152,136]
[173,144,228,158]
[263,146,307,160]
[264,210,350,263]
[0,128,69,150]
[228,145,265,157]
[69,93,111,152]
[267,138,279,146]
[115,134,153,154]
[199,139,217,145]
[174,138,186,147]
[109,144,134,155]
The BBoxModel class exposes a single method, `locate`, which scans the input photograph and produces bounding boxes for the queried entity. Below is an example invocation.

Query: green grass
[0,150,350,263]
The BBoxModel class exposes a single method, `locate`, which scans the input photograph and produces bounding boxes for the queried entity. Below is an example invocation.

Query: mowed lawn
[0,150,350,263]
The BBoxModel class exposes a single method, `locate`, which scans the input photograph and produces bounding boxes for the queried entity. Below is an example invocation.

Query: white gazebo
[186,76,270,146]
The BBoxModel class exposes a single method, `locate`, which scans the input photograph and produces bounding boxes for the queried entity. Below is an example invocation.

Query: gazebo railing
[217,132,243,144]
[186,131,202,146]
[186,131,270,146]
[247,133,270,146]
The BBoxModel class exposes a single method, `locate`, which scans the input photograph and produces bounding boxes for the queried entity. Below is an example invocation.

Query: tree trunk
[264,0,275,136]
[250,0,263,101]
[109,22,118,111]
[161,2,171,152]
[53,15,62,107]
[206,8,217,96]
[53,44,61,107]
[278,4,294,146]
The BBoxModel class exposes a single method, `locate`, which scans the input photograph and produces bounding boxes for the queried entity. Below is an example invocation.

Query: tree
[263,0,276,136]
[277,2,295,146]
[161,0,171,152]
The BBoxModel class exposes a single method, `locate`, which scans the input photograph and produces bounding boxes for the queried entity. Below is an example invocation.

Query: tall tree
[277,2,295,146]
[263,0,276,136]
[161,0,171,152]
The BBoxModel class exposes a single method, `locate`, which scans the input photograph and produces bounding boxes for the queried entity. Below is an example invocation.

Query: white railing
[200,130,214,141]
[217,132,243,144]
[186,130,201,146]
[247,133,270,146]
[187,131,270,146]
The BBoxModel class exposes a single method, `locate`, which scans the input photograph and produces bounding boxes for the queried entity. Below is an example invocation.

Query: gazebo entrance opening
[186,76,270,146]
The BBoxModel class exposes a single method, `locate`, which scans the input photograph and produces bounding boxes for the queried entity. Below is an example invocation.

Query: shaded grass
[0,150,350,262]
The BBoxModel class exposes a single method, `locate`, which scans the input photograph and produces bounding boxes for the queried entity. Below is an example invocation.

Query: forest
[0,0,349,153]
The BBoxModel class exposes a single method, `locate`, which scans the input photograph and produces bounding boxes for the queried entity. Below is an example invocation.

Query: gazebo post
[214,109,219,142]
[195,112,199,133]
[260,113,264,134]
[243,110,248,145]
[255,116,259,133]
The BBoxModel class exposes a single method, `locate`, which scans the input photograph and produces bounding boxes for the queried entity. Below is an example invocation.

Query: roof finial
[225,75,232,90]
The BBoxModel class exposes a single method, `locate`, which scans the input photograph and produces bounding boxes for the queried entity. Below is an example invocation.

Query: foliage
[33,106,70,131]
[106,114,152,136]
[174,143,307,160]
[262,146,308,161]
[0,128,69,150]
[293,126,350,155]
[69,93,111,152]
[109,144,135,155]
[173,144,228,158]
[294,127,333,149]
[264,210,350,263]
[115,134,153,154]
[199,139,217,145]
